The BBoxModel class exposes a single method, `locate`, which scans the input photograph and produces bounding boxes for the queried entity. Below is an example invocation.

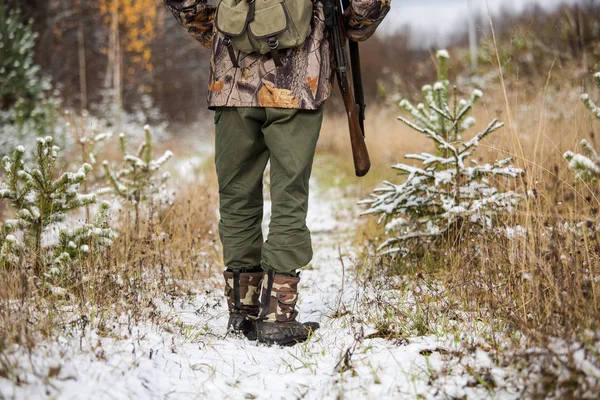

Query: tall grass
[0,166,220,362]
[321,62,600,342]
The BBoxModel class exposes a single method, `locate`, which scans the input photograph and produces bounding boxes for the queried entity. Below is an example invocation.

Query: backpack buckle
[267,37,279,50]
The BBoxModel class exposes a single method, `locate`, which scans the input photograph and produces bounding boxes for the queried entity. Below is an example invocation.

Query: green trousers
[214,106,324,276]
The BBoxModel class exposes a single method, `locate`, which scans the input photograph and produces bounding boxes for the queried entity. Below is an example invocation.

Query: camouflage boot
[223,269,263,339]
[256,270,320,346]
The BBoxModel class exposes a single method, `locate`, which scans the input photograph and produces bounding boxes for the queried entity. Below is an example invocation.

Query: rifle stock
[325,0,371,177]
[345,92,370,177]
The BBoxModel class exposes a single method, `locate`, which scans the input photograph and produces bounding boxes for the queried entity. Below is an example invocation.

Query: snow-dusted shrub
[564,72,600,182]
[102,125,173,229]
[0,138,107,273]
[77,130,113,167]
[398,50,481,150]
[0,1,64,158]
[64,113,114,195]
[0,221,17,266]
[362,50,524,254]
[53,201,117,273]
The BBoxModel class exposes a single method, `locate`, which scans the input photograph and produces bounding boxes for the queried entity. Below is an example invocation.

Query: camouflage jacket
[164,0,391,110]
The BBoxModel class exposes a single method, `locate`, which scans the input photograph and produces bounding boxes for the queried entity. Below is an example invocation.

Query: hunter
[164,0,391,346]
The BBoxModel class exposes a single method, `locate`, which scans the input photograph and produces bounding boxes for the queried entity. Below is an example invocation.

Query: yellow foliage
[99,0,159,72]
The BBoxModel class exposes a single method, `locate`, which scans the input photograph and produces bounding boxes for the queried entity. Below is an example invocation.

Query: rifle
[324,0,371,177]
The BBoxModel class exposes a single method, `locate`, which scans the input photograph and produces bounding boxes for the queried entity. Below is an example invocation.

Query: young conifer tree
[0,138,98,273]
[102,125,173,230]
[564,72,600,181]
[0,222,17,266]
[362,50,524,254]
[53,201,117,273]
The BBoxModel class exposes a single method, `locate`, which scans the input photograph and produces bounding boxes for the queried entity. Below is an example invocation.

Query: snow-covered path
[1,177,526,400]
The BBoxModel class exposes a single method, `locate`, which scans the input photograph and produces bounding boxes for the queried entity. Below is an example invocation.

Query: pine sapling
[564,72,600,182]
[399,50,481,155]
[362,50,524,255]
[0,221,18,267]
[0,137,96,273]
[64,111,114,169]
[102,125,173,230]
[66,112,113,220]
[53,201,117,273]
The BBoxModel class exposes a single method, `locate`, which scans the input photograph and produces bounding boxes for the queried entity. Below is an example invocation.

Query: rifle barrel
[341,0,350,12]
[349,41,365,134]
[328,0,371,177]
[338,0,366,135]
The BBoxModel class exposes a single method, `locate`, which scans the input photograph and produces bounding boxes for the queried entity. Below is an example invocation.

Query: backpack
[215,0,314,67]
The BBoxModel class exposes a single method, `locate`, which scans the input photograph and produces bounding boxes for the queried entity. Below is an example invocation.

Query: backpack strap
[223,36,240,68]
[246,0,255,22]
[267,37,282,67]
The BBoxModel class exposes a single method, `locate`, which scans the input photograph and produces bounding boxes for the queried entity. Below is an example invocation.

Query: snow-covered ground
[1,167,598,399]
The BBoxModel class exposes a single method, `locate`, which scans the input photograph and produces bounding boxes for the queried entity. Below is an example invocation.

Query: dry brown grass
[0,167,220,358]
[320,63,600,344]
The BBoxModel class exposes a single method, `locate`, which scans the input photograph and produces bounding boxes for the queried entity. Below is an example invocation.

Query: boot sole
[257,337,308,347]
[255,323,319,346]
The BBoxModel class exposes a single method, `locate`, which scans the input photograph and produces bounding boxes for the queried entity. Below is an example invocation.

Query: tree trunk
[78,23,88,113]
[104,6,123,129]
[34,224,43,276]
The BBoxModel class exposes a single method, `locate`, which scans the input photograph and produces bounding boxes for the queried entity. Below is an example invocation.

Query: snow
[1,158,597,399]
[437,49,449,59]
[124,154,147,168]
[566,153,600,176]
[94,132,113,142]
[149,150,174,171]
[433,82,445,91]
[0,180,520,399]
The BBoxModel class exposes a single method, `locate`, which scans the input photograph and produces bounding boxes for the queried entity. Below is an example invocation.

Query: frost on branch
[398,51,483,150]
[0,223,18,267]
[102,125,173,230]
[53,201,117,272]
[75,127,113,168]
[0,138,98,273]
[564,72,600,182]
[362,50,524,254]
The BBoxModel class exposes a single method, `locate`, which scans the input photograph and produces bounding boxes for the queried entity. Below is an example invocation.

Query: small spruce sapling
[564,72,600,181]
[362,50,524,254]
[0,221,18,267]
[102,125,173,230]
[65,112,113,220]
[0,137,96,273]
[53,201,117,273]
[399,50,481,154]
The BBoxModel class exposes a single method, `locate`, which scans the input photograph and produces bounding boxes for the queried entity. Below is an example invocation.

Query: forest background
[3,0,600,397]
